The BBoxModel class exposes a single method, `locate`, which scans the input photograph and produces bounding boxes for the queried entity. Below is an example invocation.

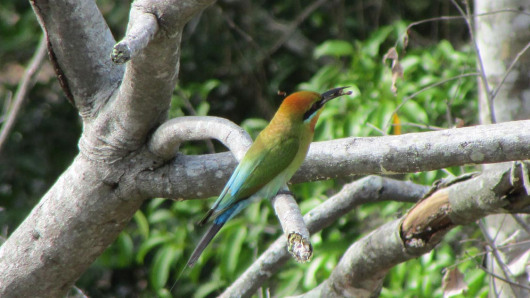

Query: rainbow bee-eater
[186,87,351,267]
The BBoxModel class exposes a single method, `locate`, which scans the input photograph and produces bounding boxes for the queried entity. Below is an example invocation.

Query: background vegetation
[1,1,492,297]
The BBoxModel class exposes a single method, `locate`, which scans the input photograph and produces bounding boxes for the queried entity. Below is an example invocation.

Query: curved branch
[148,116,311,263]
[138,120,530,199]
[220,176,428,298]
[148,116,252,160]
[298,164,530,297]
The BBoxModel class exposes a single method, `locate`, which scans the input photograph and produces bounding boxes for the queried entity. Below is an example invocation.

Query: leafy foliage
[1,1,491,297]
[78,22,484,297]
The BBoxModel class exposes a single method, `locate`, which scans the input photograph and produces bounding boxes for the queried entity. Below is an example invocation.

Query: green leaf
[196,102,210,116]
[225,225,247,275]
[398,100,429,123]
[194,279,224,298]
[137,234,174,264]
[157,288,173,298]
[465,269,486,296]
[115,232,134,267]
[198,79,220,99]
[314,40,354,59]
[134,210,149,239]
[363,26,393,57]
[303,255,325,288]
[147,198,166,214]
[150,245,177,290]
[148,209,175,224]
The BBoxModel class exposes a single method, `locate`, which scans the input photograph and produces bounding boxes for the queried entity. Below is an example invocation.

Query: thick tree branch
[79,0,216,161]
[29,0,124,110]
[0,156,146,297]
[302,120,530,179]
[0,1,216,296]
[138,120,530,199]
[300,163,530,297]
[220,176,428,297]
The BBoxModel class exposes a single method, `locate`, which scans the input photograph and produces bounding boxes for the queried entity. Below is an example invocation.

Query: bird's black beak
[303,87,351,121]
[320,86,351,105]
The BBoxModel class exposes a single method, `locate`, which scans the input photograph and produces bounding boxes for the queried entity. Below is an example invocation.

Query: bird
[186,87,351,267]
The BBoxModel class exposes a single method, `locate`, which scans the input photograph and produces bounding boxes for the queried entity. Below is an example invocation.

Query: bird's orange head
[276,87,351,130]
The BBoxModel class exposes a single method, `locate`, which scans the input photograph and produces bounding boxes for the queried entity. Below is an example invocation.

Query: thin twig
[451,0,496,123]
[263,0,327,58]
[491,42,530,100]
[465,250,530,292]
[394,9,530,49]
[448,239,530,270]
[445,70,467,127]
[0,35,47,155]
[220,7,256,45]
[0,91,13,125]
[393,122,445,131]
[366,122,387,135]
[522,162,530,195]
[478,220,518,297]
[383,72,479,132]
[511,214,530,235]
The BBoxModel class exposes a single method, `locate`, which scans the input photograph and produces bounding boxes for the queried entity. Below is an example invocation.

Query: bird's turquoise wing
[206,135,300,220]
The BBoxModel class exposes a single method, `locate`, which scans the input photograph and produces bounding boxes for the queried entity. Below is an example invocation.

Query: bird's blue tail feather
[186,222,224,268]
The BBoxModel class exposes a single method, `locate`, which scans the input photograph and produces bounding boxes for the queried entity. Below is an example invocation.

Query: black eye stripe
[303,99,323,121]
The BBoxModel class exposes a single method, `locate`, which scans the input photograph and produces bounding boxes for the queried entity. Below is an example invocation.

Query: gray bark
[221,176,430,298]
[296,164,530,298]
[0,1,215,296]
[475,0,530,297]
[137,119,530,200]
[30,0,124,109]
[1,0,529,297]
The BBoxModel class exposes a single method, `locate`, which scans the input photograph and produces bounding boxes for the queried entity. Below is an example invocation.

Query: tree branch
[300,163,530,297]
[303,120,530,179]
[0,35,47,155]
[148,116,252,161]
[111,9,159,64]
[271,192,312,263]
[0,1,216,296]
[0,156,146,297]
[220,176,428,297]
[78,0,216,161]
[138,120,530,199]
[30,0,124,110]
[452,0,496,123]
